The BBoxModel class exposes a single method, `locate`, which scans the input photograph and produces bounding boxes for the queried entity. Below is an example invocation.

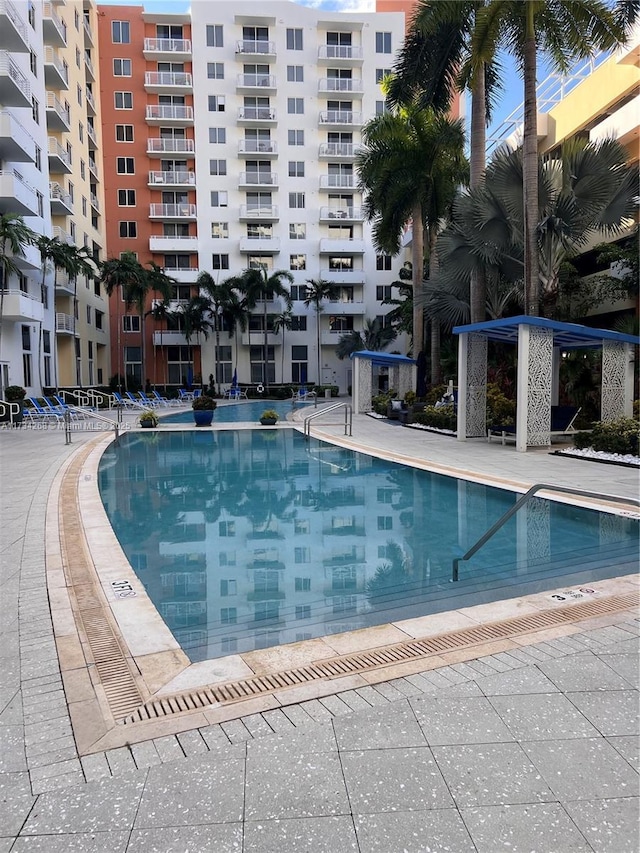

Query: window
[207,62,224,79]
[29,50,37,76]
[210,191,228,207]
[80,160,85,180]
[115,124,134,142]
[206,25,223,47]
[211,222,228,238]
[118,189,136,206]
[295,606,311,620]
[220,608,237,625]
[289,192,305,209]
[119,221,137,238]
[75,47,81,69]
[286,28,303,50]
[82,197,87,216]
[209,127,226,143]
[112,21,130,43]
[95,310,104,330]
[208,95,225,111]
[209,159,226,176]
[287,65,303,82]
[295,577,311,592]
[289,223,306,240]
[287,98,304,114]
[113,59,132,76]
[78,122,83,142]
[212,254,229,270]
[376,31,392,53]
[86,305,92,324]
[376,255,392,271]
[27,1,35,28]
[77,83,82,105]
[290,316,307,331]
[220,579,237,596]
[288,129,304,146]
[31,97,39,124]
[116,157,134,174]
[114,92,133,109]
[288,161,304,177]
[376,68,390,84]
[294,546,311,564]
[35,146,41,171]
[122,315,140,332]
[290,286,306,301]
[376,286,393,302]
[376,100,390,116]
[219,520,235,537]
[291,345,307,383]
[290,254,306,271]
[377,516,393,530]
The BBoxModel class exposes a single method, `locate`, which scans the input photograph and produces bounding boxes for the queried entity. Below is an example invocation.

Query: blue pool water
[162,399,306,424]
[98,430,639,662]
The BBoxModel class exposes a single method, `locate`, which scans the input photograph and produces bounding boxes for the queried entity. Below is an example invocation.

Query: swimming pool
[98,430,638,662]
[162,399,308,424]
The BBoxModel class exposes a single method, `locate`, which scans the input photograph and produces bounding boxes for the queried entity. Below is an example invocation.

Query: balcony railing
[237,106,276,122]
[45,91,70,128]
[55,312,76,334]
[44,46,68,87]
[318,44,364,61]
[144,71,192,88]
[84,51,95,80]
[239,172,277,186]
[319,110,362,125]
[320,207,364,221]
[0,52,31,104]
[237,73,276,88]
[49,181,72,210]
[239,204,278,219]
[318,142,362,158]
[149,203,197,218]
[318,78,363,93]
[235,39,276,56]
[47,136,70,168]
[147,138,195,155]
[320,174,355,189]
[143,37,191,53]
[145,104,193,122]
[52,225,73,244]
[82,15,93,45]
[148,170,196,186]
[0,110,36,162]
[88,156,98,178]
[90,192,99,212]
[85,87,96,113]
[0,0,30,51]
[238,139,277,155]
[86,122,97,147]
[42,3,67,46]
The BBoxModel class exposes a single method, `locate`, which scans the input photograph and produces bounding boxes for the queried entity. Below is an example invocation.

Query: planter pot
[140,422,156,429]
[193,410,214,426]
[260,417,278,426]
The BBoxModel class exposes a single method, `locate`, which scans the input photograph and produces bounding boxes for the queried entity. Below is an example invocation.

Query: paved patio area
[1,408,638,852]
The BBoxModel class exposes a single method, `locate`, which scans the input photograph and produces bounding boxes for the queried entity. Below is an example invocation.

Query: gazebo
[350,351,416,414]
[453,315,638,452]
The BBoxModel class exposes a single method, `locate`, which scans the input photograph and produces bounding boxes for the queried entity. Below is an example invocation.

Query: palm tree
[474,0,637,316]
[223,287,248,378]
[303,278,339,387]
[98,252,146,390]
[197,271,235,393]
[335,318,396,360]
[177,294,214,385]
[148,297,172,387]
[272,308,293,384]
[0,214,36,378]
[144,262,176,388]
[357,103,467,369]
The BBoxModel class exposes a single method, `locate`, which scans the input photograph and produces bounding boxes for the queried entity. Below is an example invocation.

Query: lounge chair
[387,399,408,421]
[178,388,194,402]
[112,391,140,409]
[138,391,161,408]
[292,387,316,402]
[152,390,181,407]
[25,398,62,422]
[487,405,581,444]
[51,395,89,420]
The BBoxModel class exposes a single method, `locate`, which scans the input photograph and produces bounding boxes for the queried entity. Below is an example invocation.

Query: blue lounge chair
[138,391,161,408]
[178,388,194,402]
[112,391,139,409]
[292,387,316,402]
[26,398,62,422]
[50,395,88,420]
[152,390,181,407]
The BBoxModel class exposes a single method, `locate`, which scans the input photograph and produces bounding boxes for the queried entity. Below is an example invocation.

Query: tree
[0,214,36,380]
[98,252,146,390]
[335,318,396,360]
[222,287,248,378]
[144,262,175,387]
[357,103,466,371]
[148,297,172,387]
[474,0,637,316]
[303,278,339,386]
[176,294,214,384]
[272,308,293,384]
[197,271,235,393]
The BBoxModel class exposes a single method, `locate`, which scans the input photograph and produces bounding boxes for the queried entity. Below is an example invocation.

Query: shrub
[260,409,279,421]
[4,385,26,402]
[138,409,159,427]
[573,418,639,456]
[425,384,447,406]
[486,382,516,426]
[404,390,417,407]
[371,391,396,415]
[413,404,457,431]
[192,395,217,411]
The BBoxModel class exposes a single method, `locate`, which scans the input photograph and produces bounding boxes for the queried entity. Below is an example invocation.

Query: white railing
[145,71,192,87]
[319,142,360,158]
[235,39,276,55]
[147,138,195,154]
[90,192,99,211]
[82,16,93,44]
[45,91,69,124]
[239,172,277,185]
[319,110,362,125]
[47,137,70,165]
[49,181,72,206]
[84,51,95,78]
[144,37,191,53]
[320,207,363,220]
[149,203,196,218]
[55,312,75,333]
[318,44,363,61]
[148,170,195,185]
[239,204,278,218]
[320,174,355,189]
[85,87,95,111]
[0,52,30,100]
[238,139,277,155]
[44,46,68,84]
[86,122,97,146]
[318,78,363,93]
[145,104,193,122]
[52,225,73,243]
[2,0,29,44]
[43,3,67,43]
[238,106,276,121]
[237,73,276,88]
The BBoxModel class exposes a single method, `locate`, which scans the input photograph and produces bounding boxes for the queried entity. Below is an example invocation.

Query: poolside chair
[112,391,140,409]
[487,405,581,445]
[152,390,181,407]
[125,391,147,408]
[25,398,62,422]
[292,387,316,402]
[50,395,88,420]
[192,388,202,400]
[138,391,161,408]
[178,388,194,402]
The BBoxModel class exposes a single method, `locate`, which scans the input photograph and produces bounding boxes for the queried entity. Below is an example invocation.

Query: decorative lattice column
[352,357,372,413]
[517,325,553,451]
[601,340,632,421]
[397,364,415,400]
[456,332,487,440]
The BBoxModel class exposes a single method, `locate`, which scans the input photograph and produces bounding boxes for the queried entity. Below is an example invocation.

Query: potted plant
[259,408,279,426]
[138,408,159,429]
[192,394,217,426]
[2,385,26,424]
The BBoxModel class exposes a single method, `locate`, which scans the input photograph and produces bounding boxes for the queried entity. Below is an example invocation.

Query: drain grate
[124,590,638,724]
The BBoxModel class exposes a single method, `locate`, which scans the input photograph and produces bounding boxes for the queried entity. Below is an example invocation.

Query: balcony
[86,121,98,148]
[147,138,195,157]
[161,267,199,284]
[152,330,189,346]
[0,288,44,322]
[239,236,280,253]
[319,174,355,191]
[240,331,280,346]
[149,203,196,220]
[235,40,276,61]
[320,238,365,254]
[83,15,94,46]
[144,71,192,93]
[148,170,195,188]
[321,328,361,345]
[0,0,30,52]
[236,72,276,92]
[0,52,31,107]
[47,137,71,174]
[45,91,70,131]
[90,191,100,213]
[143,37,191,60]
[319,268,365,284]
[238,139,277,158]
[55,312,78,335]
[319,110,362,128]
[84,51,95,81]
[149,235,197,252]
[325,296,365,315]
[49,181,73,215]
[52,225,73,244]
[43,3,67,47]
[238,171,277,188]
[0,111,35,162]
[44,47,69,89]
[318,44,364,65]
[318,78,363,96]
[318,142,361,160]
[237,106,276,125]
[145,104,194,125]
[88,156,99,182]
[320,207,363,223]
[85,87,96,115]
[239,205,278,221]
[0,169,37,215]
[3,240,40,271]
[590,96,640,149]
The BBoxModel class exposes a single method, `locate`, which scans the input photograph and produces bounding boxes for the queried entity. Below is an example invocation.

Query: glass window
[118,222,137,238]
[376,32,392,53]
[289,254,306,270]
[210,191,228,206]
[211,254,229,269]
[288,129,304,146]
[287,98,304,114]
[114,92,133,109]
[118,189,136,206]
[287,65,303,82]
[206,25,223,47]
[209,127,226,143]
[288,161,304,177]
[208,95,225,112]
[116,157,134,174]
[209,159,227,176]
[115,124,134,142]
[113,59,132,76]
[112,21,130,44]
[289,223,306,240]
[376,255,392,271]
[207,62,224,79]
[286,28,303,50]
[288,192,305,209]
[211,222,229,238]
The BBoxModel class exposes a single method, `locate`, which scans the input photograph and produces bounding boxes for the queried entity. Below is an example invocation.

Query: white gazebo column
[516,324,553,452]
[397,363,415,399]
[352,356,372,414]
[601,340,633,420]
[457,332,487,441]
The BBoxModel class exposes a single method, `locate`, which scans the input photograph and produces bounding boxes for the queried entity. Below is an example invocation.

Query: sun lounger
[487,406,581,444]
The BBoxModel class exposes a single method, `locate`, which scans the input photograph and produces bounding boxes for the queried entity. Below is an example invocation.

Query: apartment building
[98,1,407,394]
[0,0,109,397]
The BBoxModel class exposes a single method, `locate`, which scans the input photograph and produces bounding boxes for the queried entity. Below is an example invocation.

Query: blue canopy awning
[452,315,639,349]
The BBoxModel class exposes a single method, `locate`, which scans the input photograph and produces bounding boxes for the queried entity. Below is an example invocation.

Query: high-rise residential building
[98,1,407,394]
[0,0,109,397]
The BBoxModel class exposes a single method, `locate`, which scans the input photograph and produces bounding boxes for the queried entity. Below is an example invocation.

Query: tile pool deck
[1,406,638,852]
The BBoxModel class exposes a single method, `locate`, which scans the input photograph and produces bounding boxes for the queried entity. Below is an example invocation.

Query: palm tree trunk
[316,307,321,388]
[263,298,268,389]
[140,307,146,389]
[411,201,424,357]
[470,65,487,324]
[428,226,442,385]
[522,7,540,316]
[215,317,221,394]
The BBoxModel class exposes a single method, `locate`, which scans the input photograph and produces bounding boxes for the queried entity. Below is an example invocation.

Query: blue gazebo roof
[452,315,639,348]
[350,351,417,365]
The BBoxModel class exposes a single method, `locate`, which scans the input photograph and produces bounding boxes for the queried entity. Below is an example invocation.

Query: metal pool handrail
[303,402,352,438]
[63,407,122,444]
[452,483,640,582]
